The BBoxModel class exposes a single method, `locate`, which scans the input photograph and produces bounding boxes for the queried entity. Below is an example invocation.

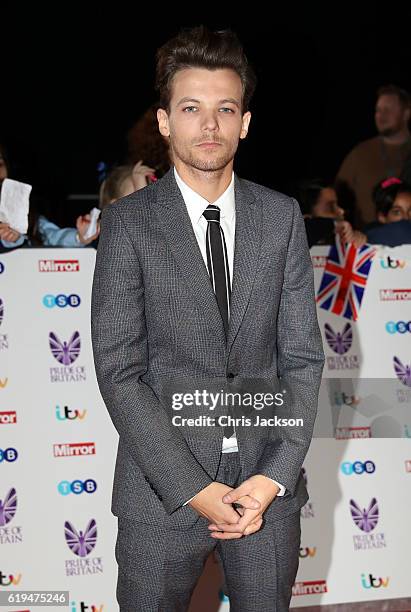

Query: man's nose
[201,111,219,131]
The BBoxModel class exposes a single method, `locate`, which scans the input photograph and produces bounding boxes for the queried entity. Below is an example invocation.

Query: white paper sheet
[0,178,32,234]
[83,207,101,240]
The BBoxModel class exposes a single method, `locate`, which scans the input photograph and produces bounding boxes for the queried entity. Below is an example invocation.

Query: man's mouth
[196,142,222,148]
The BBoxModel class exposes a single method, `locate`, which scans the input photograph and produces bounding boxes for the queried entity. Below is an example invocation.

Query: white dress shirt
[174,167,286,503]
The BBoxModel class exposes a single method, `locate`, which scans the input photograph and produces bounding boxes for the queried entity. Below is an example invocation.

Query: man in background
[337,84,411,227]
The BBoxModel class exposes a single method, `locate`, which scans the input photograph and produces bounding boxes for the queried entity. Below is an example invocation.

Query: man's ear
[157,108,170,138]
[240,111,251,140]
[377,212,387,224]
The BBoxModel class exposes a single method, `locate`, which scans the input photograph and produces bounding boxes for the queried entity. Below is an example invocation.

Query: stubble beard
[378,124,403,138]
[170,139,238,173]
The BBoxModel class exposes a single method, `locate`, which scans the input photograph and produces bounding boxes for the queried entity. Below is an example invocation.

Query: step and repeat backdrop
[1,244,410,611]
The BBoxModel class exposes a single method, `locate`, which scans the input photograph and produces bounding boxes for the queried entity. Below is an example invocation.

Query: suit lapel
[226,175,261,355]
[153,168,262,354]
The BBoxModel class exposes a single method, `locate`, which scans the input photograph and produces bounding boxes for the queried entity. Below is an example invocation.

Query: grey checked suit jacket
[91,167,325,528]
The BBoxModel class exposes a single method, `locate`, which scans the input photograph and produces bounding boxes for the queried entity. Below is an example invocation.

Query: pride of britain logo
[0,487,22,544]
[0,487,16,526]
[49,331,86,383]
[350,497,386,551]
[0,298,8,351]
[394,356,411,403]
[64,518,103,576]
[324,322,359,370]
[393,356,411,387]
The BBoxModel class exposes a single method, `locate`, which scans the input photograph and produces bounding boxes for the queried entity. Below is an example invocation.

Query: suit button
[144,476,150,482]
[158,495,163,501]
[227,372,236,379]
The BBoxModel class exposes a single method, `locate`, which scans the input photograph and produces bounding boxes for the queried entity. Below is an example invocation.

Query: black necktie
[202,205,231,336]
[202,204,234,439]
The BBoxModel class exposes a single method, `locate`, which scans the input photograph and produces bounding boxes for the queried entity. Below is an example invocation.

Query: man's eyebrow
[177,97,201,106]
[176,97,241,108]
[219,98,241,108]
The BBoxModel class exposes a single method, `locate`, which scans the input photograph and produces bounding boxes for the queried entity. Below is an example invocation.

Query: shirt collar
[173,166,235,225]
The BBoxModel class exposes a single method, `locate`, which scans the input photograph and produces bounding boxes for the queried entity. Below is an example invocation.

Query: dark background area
[2,7,411,225]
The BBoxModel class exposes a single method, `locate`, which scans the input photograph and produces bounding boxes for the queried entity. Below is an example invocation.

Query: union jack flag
[316,238,376,321]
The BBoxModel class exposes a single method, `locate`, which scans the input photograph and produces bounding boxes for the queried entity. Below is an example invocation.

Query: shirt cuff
[182,495,196,506]
[267,478,286,496]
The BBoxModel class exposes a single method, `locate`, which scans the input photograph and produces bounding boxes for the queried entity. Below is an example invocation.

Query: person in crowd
[0,142,100,250]
[82,161,158,250]
[99,161,157,210]
[298,179,367,248]
[366,177,411,246]
[337,84,411,227]
[127,102,172,178]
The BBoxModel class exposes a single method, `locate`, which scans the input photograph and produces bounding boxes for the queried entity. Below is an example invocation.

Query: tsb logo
[386,321,411,334]
[0,448,18,462]
[341,460,376,475]
[43,294,81,308]
[58,479,97,495]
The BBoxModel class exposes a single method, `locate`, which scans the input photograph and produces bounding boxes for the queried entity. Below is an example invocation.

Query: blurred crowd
[1,85,411,254]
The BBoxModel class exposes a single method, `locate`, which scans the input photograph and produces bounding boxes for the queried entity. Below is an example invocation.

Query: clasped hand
[189,475,279,539]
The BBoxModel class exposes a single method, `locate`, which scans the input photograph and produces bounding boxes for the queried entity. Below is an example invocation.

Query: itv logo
[0,570,22,585]
[70,603,104,612]
[56,406,87,421]
[380,255,407,269]
[361,573,389,589]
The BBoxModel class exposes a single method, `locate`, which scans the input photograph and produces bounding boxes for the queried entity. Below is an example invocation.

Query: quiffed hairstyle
[155,25,257,113]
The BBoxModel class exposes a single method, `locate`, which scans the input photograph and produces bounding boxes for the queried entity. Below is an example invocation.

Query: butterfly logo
[350,498,379,533]
[49,331,81,365]
[393,356,411,388]
[64,519,97,557]
[324,322,353,355]
[0,487,17,526]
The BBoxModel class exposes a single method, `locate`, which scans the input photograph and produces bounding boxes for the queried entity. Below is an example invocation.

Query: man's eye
[220,107,234,113]
[183,106,197,112]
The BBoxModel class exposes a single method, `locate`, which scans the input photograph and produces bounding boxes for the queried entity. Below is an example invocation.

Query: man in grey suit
[91,25,325,612]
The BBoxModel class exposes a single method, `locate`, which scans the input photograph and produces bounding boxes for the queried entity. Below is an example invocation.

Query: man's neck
[174,161,233,203]
[381,127,410,146]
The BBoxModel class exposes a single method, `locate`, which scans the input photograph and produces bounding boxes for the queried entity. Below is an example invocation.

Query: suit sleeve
[255,197,325,496]
[91,205,213,514]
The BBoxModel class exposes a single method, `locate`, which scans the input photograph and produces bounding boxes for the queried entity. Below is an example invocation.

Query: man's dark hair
[155,25,257,113]
[377,84,411,110]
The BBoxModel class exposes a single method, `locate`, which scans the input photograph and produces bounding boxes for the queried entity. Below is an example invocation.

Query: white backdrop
[1,245,410,610]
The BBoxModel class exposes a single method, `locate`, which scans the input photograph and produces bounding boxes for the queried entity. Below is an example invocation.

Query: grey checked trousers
[115,451,301,611]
